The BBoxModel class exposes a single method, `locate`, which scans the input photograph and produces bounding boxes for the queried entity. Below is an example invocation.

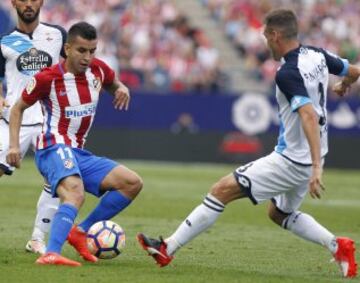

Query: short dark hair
[67,22,97,43]
[264,9,298,39]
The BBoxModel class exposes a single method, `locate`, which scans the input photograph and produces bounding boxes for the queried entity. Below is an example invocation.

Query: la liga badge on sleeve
[26,77,37,94]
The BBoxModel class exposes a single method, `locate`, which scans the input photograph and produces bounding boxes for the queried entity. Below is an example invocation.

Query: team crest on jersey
[26,77,37,94]
[63,159,74,169]
[93,77,102,91]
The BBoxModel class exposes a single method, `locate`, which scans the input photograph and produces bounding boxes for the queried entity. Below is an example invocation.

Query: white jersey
[0,23,66,125]
[274,45,348,165]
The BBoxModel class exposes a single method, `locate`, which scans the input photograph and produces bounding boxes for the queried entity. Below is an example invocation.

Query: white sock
[282,211,338,254]
[31,186,60,241]
[165,194,224,256]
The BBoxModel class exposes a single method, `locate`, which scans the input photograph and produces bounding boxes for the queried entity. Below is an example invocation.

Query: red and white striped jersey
[22,58,115,150]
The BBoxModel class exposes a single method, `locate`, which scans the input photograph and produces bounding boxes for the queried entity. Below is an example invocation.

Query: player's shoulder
[39,22,67,36]
[0,28,17,44]
[276,61,299,82]
[90,57,110,68]
[34,63,61,81]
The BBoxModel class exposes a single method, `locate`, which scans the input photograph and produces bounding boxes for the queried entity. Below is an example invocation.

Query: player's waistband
[1,118,42,127]
[278,152,326,167]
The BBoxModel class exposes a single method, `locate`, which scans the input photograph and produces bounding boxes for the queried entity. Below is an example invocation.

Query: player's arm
[104,78,130,110]
[321,49,360,96]
[6,72,48,168]
[298,104,324,199]
[276,67,324,198]
[0,80,9,118]
[6,98,32,168]
[96,58,130,110]
[332,64,360,96]
[0,46,9,118]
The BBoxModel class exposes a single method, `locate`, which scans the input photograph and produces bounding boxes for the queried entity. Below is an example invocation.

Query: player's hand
[309,165,325,199]
[6,147,21,168]
[0,96,10,118]
[332,81,349,97]
[113,84,130,111]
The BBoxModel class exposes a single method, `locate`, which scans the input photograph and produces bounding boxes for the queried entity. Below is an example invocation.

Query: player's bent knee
[268,204,288,226]
[209,175,241,205]
[115,174,143,199]
[58,180,85,208]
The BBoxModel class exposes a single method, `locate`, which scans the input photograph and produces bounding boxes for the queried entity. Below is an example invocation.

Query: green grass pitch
[0,158,359,283]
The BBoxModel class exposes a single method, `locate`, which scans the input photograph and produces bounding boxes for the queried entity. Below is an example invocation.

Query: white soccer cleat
[25,239,46,255]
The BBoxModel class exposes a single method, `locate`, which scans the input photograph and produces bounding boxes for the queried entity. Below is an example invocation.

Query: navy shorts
[35,144,118,197]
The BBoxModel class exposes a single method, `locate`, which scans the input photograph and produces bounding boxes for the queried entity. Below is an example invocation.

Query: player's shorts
[233,151,320,214]
[0,119,41,175]
[35,144,118,197]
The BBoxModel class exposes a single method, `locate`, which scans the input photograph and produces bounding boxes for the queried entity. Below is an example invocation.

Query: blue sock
[79,191,131,232]
[46,203,78,254]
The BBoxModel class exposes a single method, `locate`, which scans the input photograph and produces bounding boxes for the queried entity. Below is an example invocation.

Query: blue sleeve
[0,44,5,79]
[321,48,349,76]
[276,67,312,112]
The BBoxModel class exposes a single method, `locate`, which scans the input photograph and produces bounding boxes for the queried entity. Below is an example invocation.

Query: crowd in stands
[2,0,360,96]
[2,0,227,93]
[201,0,360,96]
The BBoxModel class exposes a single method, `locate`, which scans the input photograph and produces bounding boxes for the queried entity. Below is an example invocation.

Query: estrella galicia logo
[16,47,52,76]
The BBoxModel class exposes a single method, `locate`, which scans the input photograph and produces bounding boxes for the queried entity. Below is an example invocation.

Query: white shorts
[0,119,42,175]
[233,151,317,214]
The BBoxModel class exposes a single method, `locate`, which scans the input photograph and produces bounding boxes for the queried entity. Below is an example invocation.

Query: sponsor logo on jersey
[65,102,97,119]
[25,77,37,94]
[16,47,52,75]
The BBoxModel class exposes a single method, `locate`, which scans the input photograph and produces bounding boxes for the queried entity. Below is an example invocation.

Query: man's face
[263,26,282,61]
[12,0,43,24]
[65,36,97,74]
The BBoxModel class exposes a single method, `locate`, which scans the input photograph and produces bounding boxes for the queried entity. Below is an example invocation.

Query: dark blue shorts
[35,144,118,197]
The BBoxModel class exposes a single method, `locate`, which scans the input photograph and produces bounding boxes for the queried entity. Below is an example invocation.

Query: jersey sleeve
[321,48,349,76]
[22,71,51,105]
[0,44,5,80]
[58,26,67,59]
[94,58,115,86]
[276,67,312,112]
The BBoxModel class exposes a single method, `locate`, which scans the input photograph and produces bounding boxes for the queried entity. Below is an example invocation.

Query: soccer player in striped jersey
[136,9,359,278]
[0,0,66,255]
[7,21,143,266]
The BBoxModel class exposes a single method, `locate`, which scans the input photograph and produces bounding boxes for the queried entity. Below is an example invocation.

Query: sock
[282,211,337,253]
[46,203,78,254]
[31,186,60,241]
[165,194,224,256]
[78,191,131,232]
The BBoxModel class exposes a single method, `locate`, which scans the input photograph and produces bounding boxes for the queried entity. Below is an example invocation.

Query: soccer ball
[86,220,126,259]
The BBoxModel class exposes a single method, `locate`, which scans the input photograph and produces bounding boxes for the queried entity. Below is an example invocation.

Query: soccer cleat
[136,233,173,267]
[36,252,81,266]
[333,237,357,278]
[25,239,46,255]
[67,225,98,263]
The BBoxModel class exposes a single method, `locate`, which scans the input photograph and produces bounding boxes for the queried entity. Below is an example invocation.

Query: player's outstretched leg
[67,225,98,262]
[26,185,60,255]
[137,192,227,267]
[137,174,242,267]
[36,252,81,266]
[269,204,357,278]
